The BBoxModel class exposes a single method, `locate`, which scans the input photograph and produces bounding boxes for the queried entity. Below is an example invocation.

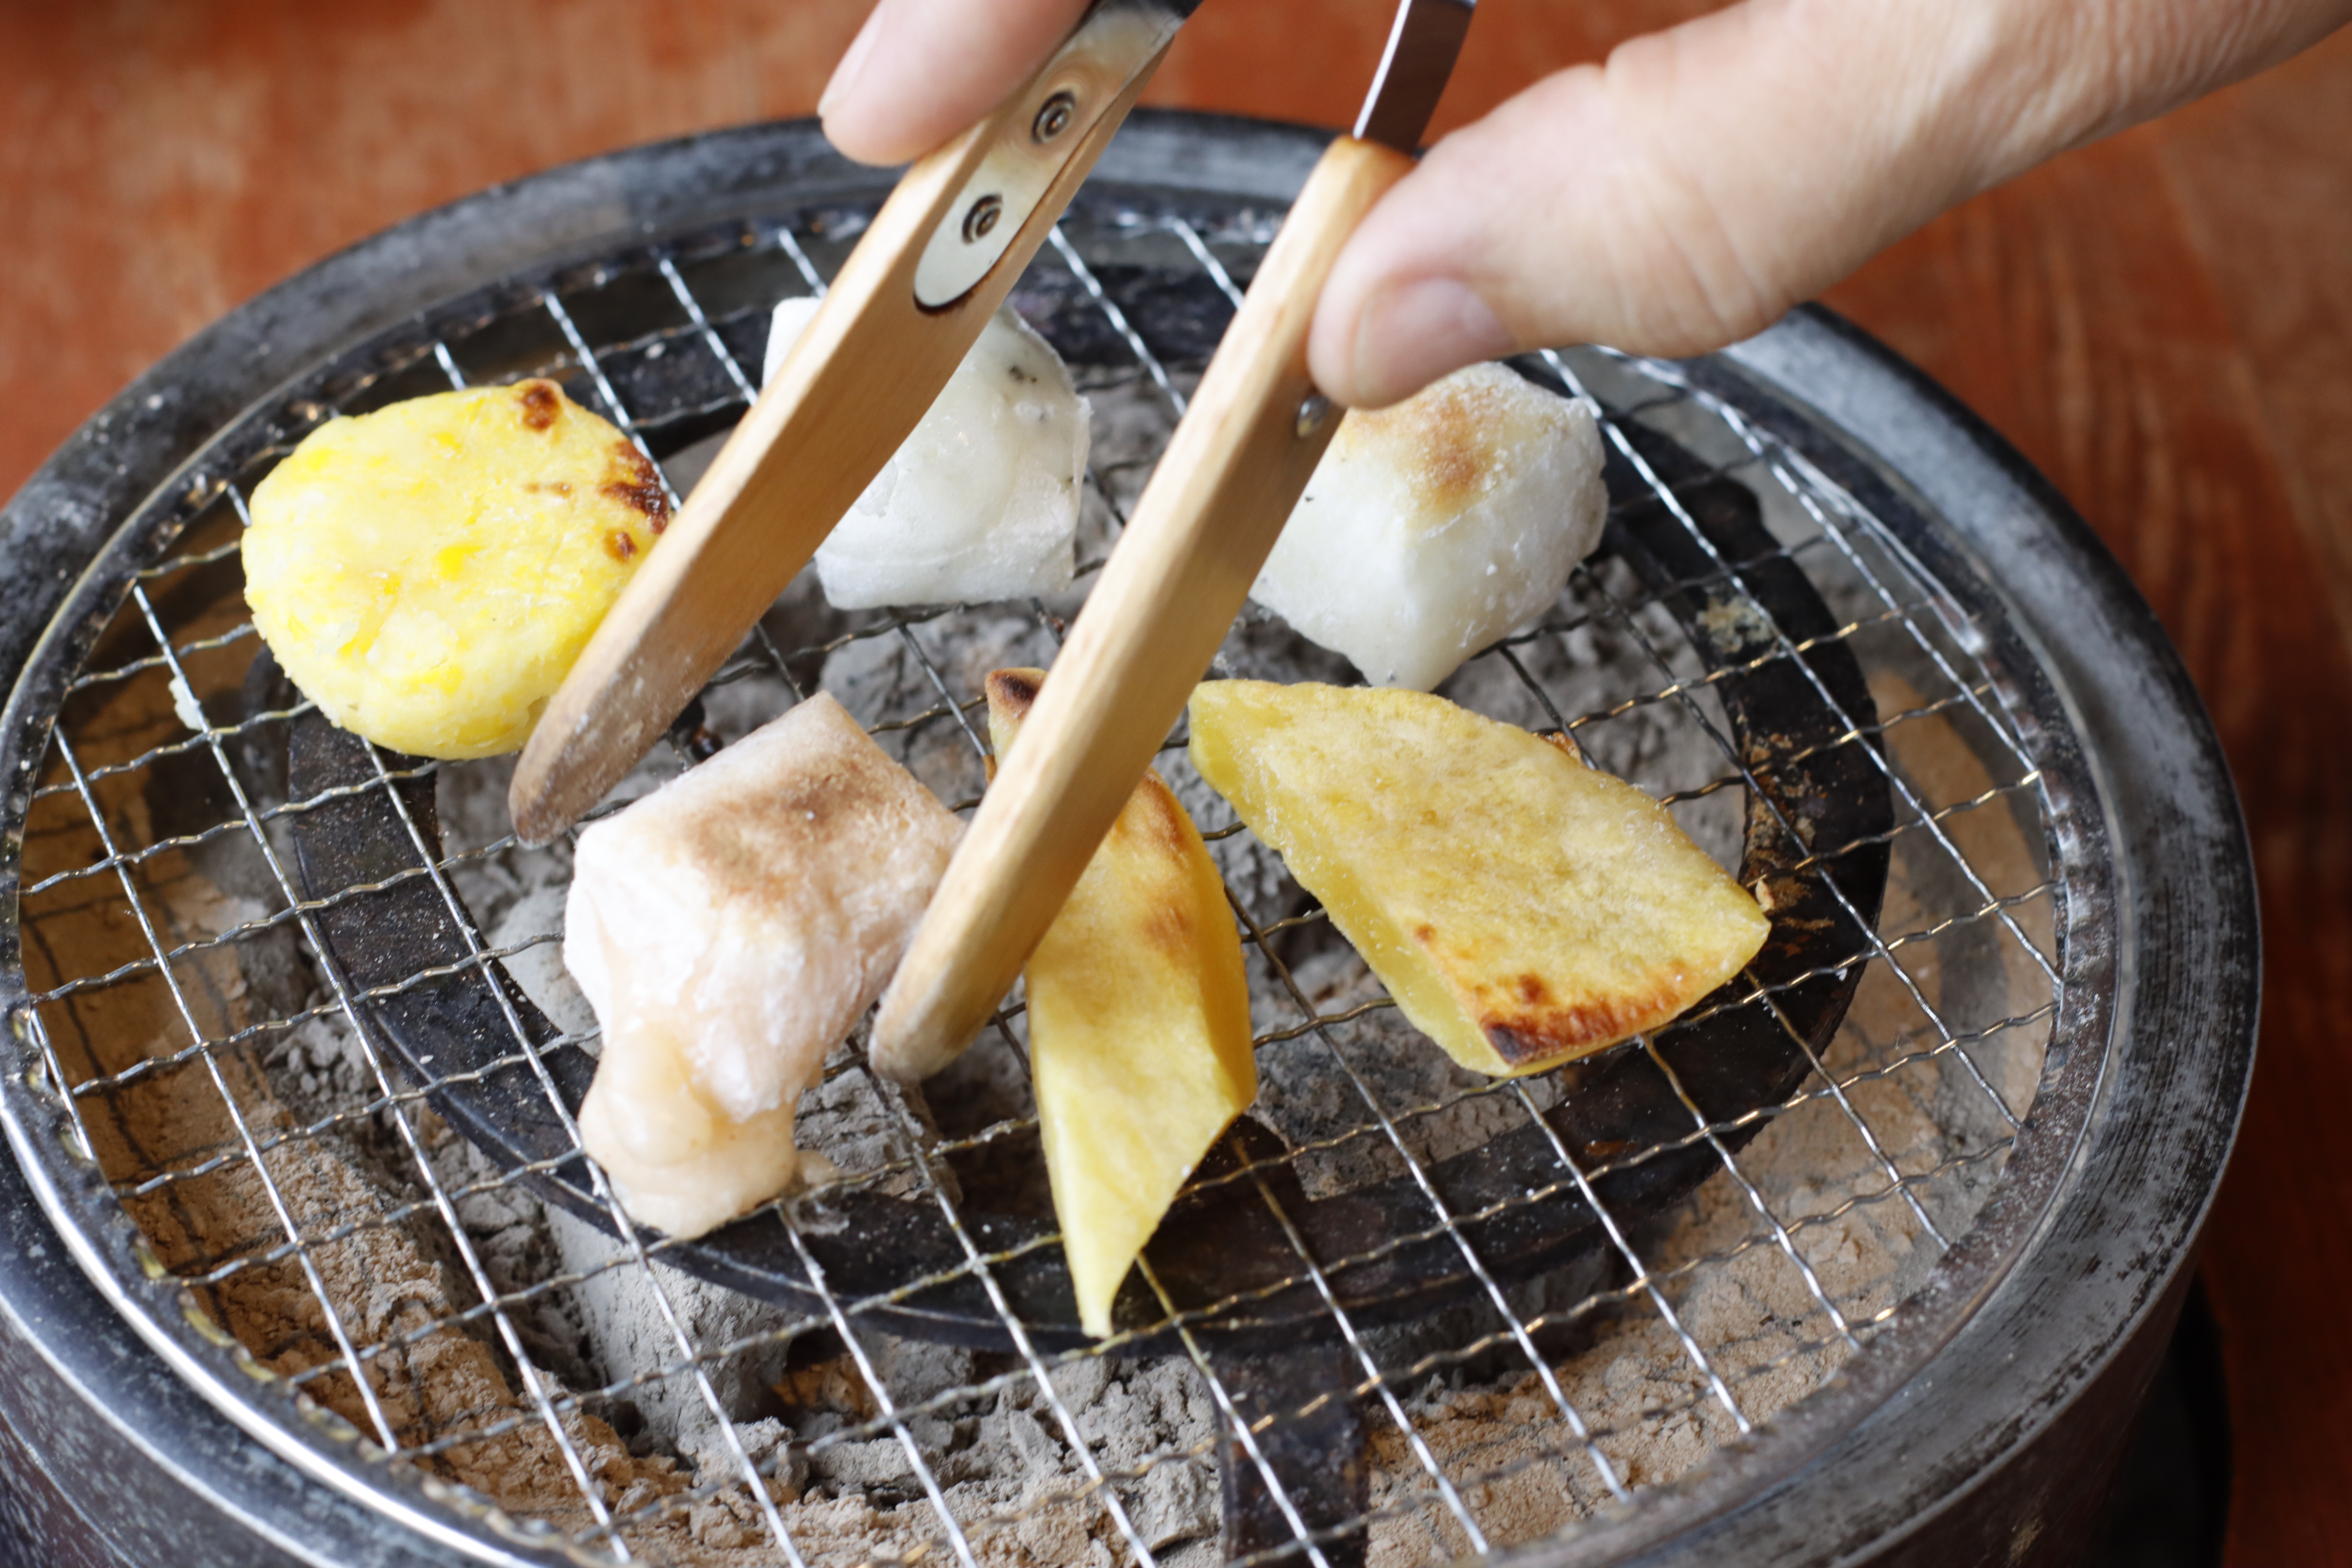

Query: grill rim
[0,113,2250,1568]
[1496,332,2124,1568]
[1522,312,2258,1568]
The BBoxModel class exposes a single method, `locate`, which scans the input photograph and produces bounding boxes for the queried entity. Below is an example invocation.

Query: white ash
[817,605,1057,810]
[491,886,598,1045]
[548,1204,798,1449]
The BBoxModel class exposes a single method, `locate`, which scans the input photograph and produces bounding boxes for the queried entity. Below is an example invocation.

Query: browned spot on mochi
[1340,374,1500,516]
[605,530,637,562]
[517,379,561,431]
[603,445,671,532]
[675,750,912,902]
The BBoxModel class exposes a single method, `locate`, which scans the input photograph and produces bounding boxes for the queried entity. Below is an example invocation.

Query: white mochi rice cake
[765,297,1089,609]
[567,693,961,1239]
[1251,363,1607,691]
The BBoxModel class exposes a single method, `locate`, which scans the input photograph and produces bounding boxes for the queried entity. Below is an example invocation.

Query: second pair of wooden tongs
[510,0,1478,1083]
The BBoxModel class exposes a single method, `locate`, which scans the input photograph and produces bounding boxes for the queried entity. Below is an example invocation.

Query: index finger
[821,0,1096,166]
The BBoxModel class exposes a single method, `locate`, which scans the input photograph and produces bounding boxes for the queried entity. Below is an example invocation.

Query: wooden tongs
[510,0,1478,1083]
[876,0,1479,1080]
[509,0,1197,842]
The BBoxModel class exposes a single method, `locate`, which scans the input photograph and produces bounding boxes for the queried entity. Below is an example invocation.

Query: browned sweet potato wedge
[1187,680,1768,1076]
[988,669,1256,1337]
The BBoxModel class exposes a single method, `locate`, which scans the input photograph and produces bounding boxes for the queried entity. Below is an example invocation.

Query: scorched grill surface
[0,115,2249,1568]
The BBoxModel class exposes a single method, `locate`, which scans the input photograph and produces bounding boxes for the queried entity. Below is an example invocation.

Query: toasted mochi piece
[764,297,1089,609]
[1250,363,1605,691]
[568,694,961,1238]
[1188,681,1769,1077]
[987,669,1255,1337]
[243,380,668,758]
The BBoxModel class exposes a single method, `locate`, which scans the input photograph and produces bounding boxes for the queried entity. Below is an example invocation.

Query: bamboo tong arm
[507,0,1184,844]
[871,137,1417,1082]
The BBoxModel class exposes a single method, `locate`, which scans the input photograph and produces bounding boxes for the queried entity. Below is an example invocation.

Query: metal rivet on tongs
[962,194,1004,243]
[1295,392,1333,438]
[1032,89,1078,143]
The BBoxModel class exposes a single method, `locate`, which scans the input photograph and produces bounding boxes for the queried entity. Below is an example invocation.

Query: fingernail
[1351,277,1513,407]
[819,0,890,122]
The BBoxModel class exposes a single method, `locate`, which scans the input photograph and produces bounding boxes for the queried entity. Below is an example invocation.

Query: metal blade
[1352,0,1475,152]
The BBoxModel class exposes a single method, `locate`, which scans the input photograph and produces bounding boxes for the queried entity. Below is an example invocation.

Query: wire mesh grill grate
[7,180,2063,1568]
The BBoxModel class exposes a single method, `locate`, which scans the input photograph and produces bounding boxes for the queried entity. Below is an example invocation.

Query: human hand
[821,0,2351,408]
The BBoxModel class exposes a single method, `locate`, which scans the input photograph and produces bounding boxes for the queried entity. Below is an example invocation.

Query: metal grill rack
[0,124,2091,1568]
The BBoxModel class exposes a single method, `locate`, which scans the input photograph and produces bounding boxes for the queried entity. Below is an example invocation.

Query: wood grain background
[7,3,2349,1560]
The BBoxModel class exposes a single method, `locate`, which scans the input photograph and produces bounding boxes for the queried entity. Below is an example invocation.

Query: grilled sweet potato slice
[988,668,1255,1337]
[1188,680,1767,1077]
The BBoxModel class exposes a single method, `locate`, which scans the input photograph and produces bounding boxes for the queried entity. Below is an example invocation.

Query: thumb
[1308,0,2352,408]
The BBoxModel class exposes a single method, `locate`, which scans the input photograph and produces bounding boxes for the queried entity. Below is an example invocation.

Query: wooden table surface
[8,4,2350,1561]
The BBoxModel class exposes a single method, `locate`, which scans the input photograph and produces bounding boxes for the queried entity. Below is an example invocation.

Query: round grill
[0,115,2247,1568]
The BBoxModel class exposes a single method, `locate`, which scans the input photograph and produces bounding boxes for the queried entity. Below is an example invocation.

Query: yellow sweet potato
[988,668,1255,1336]
[1187,679,1768,1077]
[243,379,667,758]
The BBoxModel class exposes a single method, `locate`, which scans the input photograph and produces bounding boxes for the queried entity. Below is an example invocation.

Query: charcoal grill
[0,115,2253,1568]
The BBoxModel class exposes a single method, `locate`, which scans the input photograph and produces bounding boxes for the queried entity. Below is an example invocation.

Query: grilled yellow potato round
[242,380,668,758]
